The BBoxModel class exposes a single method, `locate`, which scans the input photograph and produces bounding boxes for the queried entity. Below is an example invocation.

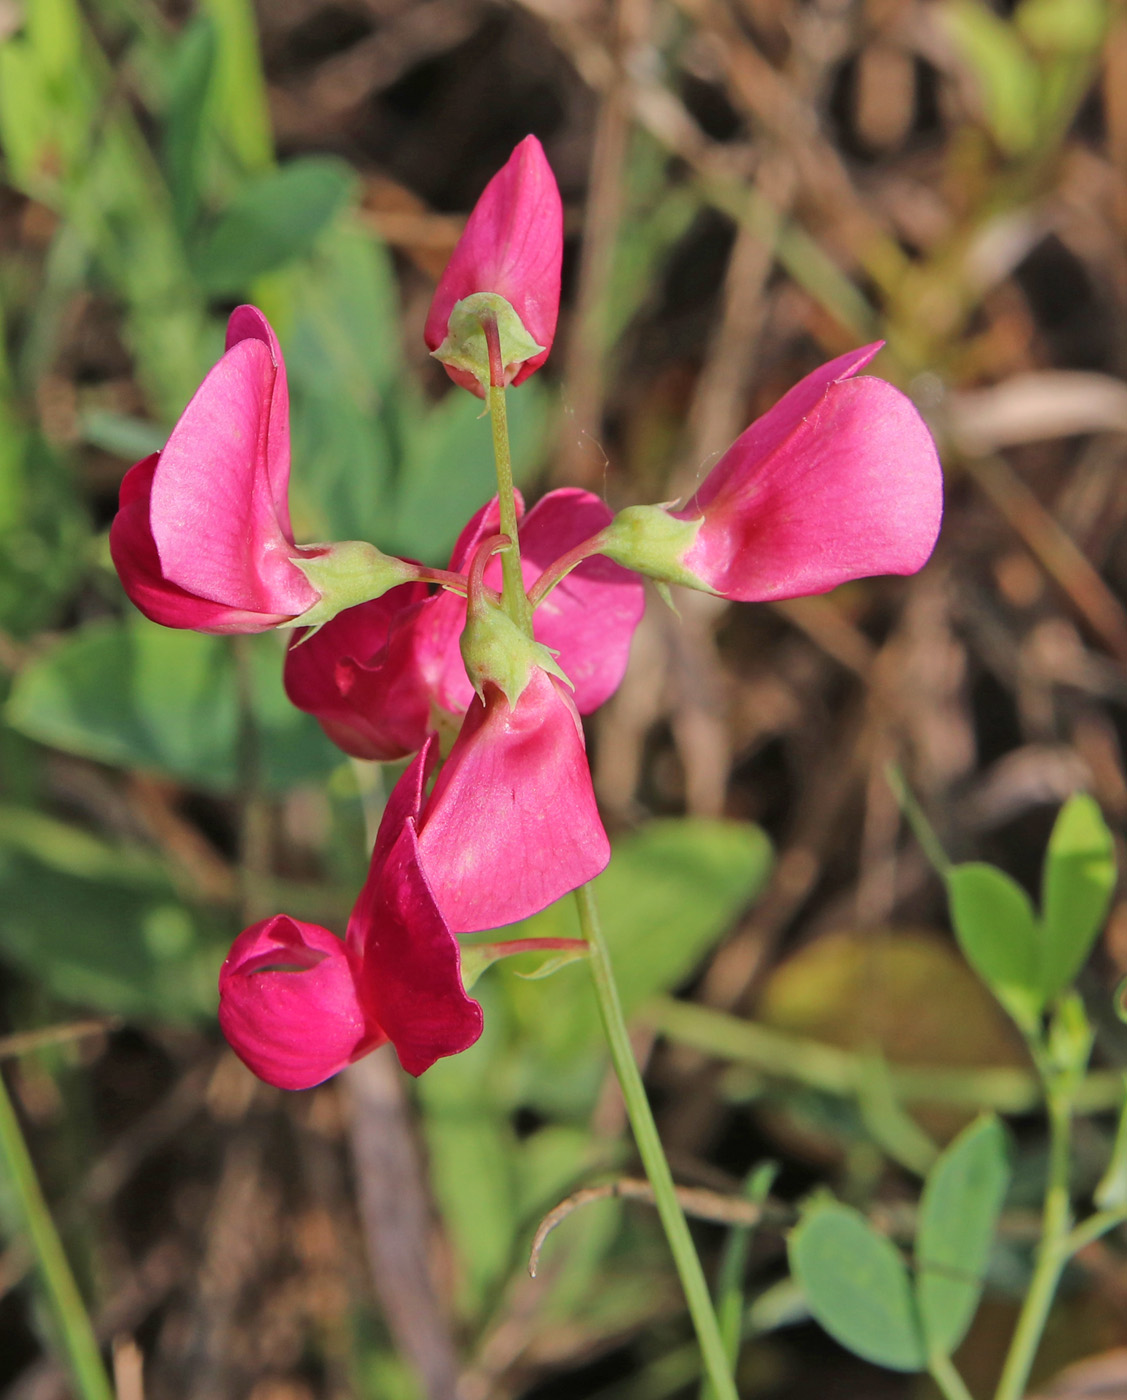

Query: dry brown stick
[0,1018,120,1061]
[528,1177,781,1277]
[345,1048,462,1400]
[558,0,653,488]
[967,453,1127,668]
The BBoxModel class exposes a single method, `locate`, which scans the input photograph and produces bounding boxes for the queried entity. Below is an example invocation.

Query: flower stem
[482,318,533,634]
[929,1351,976,1400]
[0,1073,114,1400]
[993,1083,1073,1400]
[575,883,739,1400]
[528,532,605,610]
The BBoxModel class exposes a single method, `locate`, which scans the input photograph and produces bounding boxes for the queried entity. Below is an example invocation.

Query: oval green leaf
[947,862,1040,1025]
[1040,794,1115,1002]
[789,1201,926,1372]
[916,1114,1010,1356]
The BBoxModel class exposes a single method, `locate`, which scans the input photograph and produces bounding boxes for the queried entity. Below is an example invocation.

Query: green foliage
[948,862,1040,1029]
[1040,794,1116,1001]
[792,1117,1009,1370]
[192,158,356,295]
[946,795,1116,1027]
[0,807,226,1020]
[789,1201,927,1371]
[6,614,341,793]
[943,0,1108,157]
[422,819,770,1315]
[499,819,772,1065]
[916,1115,1010,1356]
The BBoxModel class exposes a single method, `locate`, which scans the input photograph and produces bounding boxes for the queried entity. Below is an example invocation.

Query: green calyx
[460,595,570,709]
[431,292,543,394]
[595,505,712,593]
[286,541,418,629]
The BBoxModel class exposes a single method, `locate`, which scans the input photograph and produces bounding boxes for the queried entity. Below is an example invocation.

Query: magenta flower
[416,667,610,934]
[281,581,435,761]
[111,307,321,633]
[111,306,414,634]
[424,135,563,397]
[598,344,943,601]
[283,488,644,760]
[217,915,385,1090]
[219,742,483,1087]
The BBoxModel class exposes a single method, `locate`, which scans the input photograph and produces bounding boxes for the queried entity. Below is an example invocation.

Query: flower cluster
[111,135,944,1088]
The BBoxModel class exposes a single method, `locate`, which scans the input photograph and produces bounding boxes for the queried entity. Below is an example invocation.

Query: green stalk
[575,883,739,1400]
[486,382,532,633]
[0,1074,114,1400]
[481,317,532,635]
[929,1351,976,1400]
[993,1085,1073,1400]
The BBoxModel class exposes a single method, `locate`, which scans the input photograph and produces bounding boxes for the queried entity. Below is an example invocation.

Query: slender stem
[1062,1204,1127,1258]
[930,1351,976,1400]
[481,318,532,634]
[575,883,739,1400]
[0,1074,114,1400]
[528,532,606,610]
[993,1085,1073,1400]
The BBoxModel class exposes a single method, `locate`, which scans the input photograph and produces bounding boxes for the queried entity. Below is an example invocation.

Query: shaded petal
[424,136,562,394]
[218,915,385,1090]
[348,743,483,1075]
[677,358,943,601]
[110,456,291,633]
[417,669,610,933]
[519,489,645,713]
[283,584,433,760]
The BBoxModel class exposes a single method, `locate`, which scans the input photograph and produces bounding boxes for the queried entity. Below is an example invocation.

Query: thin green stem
[993,1085,1073,1400]
[0,1074,114,1400]
[481,316,532,634]
[1062,1204,1127,1258]
[929,1351,976,1400]
[575,883,739,1400]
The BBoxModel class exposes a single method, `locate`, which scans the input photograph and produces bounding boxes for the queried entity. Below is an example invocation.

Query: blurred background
[1,0,1127,1396]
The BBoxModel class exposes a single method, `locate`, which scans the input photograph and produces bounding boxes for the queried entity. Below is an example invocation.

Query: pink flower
[218,915,385,1090]
[284,489,644,759]
[598,344,943,602]
[416,667,610,934]
[424,135,563,397]
[111,307,321,633]
[218,743,483,1088]
[281,581,435,761]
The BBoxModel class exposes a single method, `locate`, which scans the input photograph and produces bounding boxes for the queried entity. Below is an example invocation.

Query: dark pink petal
[417,669,610,933]
[424,136,563,395]
[110,456,292,633]
[519,489,645,713]
[421,489,643,716]
[218,915,385,1090]
[147,307,317,617]
[675,349,943,600]
[348,743,483,1075]
[283,584,434,760]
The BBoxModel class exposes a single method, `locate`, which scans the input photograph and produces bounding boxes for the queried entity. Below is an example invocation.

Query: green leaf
[943,0,1042,155]
[916,1115,1010,1356]
[0,813,225,1020]
[1016,0,1108,54]
[194,157,356,295]
[162,13,217,233]
[502,819,772,1062]
[1040,794,1115,1001]
[6,615,341,793]
[789,1201,926,1371]
[947,863,1040,1026]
